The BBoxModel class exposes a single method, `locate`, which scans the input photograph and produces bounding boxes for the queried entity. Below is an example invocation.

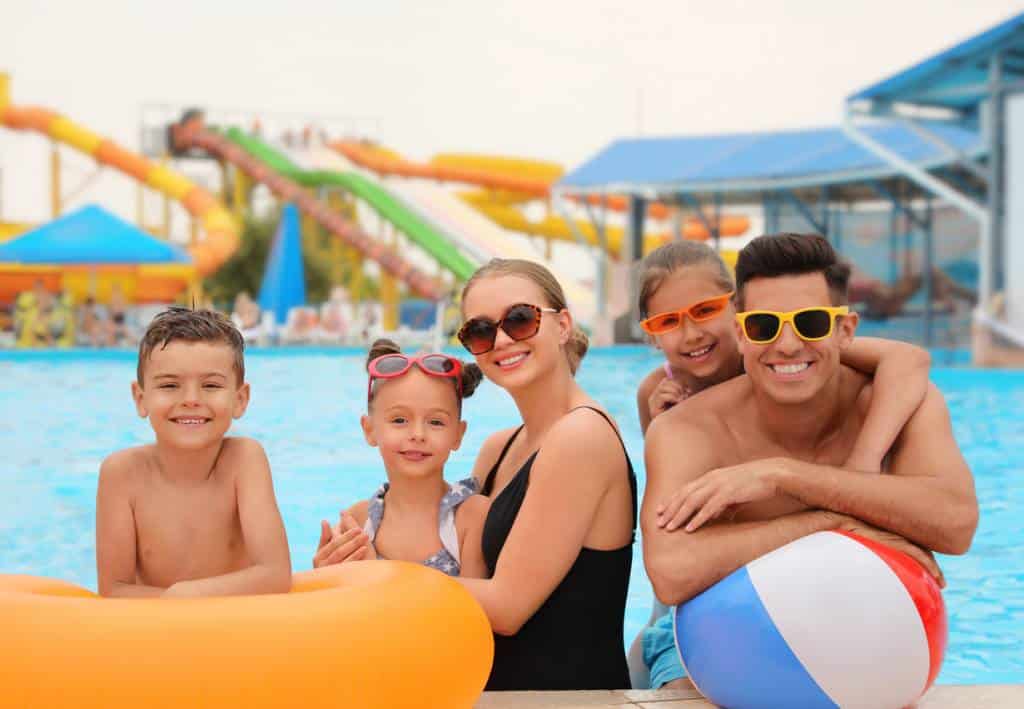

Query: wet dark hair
[637,241,734,318]
[137,307,245,385]
[735,233,851,309]
[365,338,482,411]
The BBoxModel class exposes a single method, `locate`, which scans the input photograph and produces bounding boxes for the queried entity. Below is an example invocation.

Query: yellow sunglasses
[735,306,849,344]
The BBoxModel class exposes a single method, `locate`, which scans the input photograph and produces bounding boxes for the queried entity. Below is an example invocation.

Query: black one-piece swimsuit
[480,406,638,691]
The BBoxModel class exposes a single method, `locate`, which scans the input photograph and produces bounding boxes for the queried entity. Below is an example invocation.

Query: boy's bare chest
[132,479,245,585]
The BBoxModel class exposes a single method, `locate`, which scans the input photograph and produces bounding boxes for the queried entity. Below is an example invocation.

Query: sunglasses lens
[421,354,457,374]
[793,309,833,339]
[374,354,408,375]
[744,313,781,342]
[459,319,498,355]
[645,312,681,334]
[690,299,727,321]
[501,304,541,341]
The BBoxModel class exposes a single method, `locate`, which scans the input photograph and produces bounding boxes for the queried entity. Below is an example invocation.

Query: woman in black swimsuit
[455,259,637,691]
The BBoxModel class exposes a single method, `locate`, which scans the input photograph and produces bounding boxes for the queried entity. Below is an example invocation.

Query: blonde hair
[461,259,588,375]
[637,242,734,318]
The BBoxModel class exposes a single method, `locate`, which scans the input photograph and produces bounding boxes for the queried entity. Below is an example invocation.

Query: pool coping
[475,685,1024,707]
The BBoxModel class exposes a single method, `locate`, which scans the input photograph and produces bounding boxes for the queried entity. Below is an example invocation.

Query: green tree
[202,209,339,309]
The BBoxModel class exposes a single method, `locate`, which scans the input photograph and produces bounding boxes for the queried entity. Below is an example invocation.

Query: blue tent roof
[848,12,1024,111]
[557,121,983,195]
[0,204,191,264]
[259,203,306,326]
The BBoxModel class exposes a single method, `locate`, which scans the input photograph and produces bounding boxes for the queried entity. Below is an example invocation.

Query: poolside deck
[476,685,1024,708]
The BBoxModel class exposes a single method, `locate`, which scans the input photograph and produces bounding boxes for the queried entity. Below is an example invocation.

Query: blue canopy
[557,121,983,195]
[0,204,191,264]
[259,203,306,326]
[848,12,1024,111]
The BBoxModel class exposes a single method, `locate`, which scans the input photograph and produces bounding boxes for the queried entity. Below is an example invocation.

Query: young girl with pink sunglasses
[312,339,491,578]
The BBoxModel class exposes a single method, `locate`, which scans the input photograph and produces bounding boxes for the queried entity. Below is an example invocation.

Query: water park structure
[0,73,238,306]
[555,12,1024,356]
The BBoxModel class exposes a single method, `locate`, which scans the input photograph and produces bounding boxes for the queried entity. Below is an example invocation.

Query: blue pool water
[0,348,1021,684]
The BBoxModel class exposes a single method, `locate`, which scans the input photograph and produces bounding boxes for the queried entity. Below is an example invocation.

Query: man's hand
[648,378,689,421]
[657,459,785,532]
[830,513,945,587]
[312,519,373,568]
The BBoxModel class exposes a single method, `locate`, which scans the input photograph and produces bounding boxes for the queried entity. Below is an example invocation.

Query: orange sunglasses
[640,292,735,335]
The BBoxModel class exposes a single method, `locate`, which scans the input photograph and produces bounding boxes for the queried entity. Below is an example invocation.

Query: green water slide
[222,128,478,282]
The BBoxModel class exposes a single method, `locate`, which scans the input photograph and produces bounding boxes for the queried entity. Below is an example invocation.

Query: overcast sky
[1,0,1021,226]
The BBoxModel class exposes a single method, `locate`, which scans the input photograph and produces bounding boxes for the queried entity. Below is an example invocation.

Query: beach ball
[674,530,946,709]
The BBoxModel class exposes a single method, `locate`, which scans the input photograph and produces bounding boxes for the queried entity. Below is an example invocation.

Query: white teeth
[771,363,810,375]
[174,418,207,424]
[687,345,712,358]
[498,353,527,367]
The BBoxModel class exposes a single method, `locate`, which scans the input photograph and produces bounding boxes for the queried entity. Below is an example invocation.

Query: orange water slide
[0,77,238,276]
[333,141,750,238]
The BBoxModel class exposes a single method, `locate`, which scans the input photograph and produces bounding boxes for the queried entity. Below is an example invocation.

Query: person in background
[78,296,109,347]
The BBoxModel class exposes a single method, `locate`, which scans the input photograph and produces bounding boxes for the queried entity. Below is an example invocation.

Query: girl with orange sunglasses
[632,240,932,691]
[312,339,491,578]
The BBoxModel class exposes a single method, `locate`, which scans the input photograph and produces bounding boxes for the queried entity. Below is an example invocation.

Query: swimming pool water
[1,348,1021,684]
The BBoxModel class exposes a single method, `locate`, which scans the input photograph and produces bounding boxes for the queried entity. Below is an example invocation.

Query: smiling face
[361,369,466,480]
[737,272,858,405]
[132,341,250,451]
[645,265,740,385]
[460,274,571,392]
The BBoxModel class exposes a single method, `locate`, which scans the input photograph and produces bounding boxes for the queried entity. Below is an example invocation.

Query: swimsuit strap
[437,477,479,564]
[482,425,525,496]
[566,405,638,527]
[362,481,390,542]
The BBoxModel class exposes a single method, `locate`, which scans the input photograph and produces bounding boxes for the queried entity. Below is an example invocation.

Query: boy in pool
[95,307,291,598]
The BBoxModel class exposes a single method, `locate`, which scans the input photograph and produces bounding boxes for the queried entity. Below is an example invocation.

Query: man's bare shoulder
[667,374,752,429]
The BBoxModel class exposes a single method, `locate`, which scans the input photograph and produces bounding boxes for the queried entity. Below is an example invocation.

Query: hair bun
[460,363,484,398]
[566,326,589,375]
[365,338,401,371]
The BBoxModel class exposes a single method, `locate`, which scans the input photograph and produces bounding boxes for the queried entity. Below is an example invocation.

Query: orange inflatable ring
[0,562,493,708]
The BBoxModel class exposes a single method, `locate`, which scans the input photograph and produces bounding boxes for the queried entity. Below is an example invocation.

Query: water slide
[172,121,452,300]
[332,141,750,255]
[303,145,597,323]
[226,130,478,283]
[0,75,238,276]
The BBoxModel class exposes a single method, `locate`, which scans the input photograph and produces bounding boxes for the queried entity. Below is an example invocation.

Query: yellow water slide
[0,74,239,300]
[333,141,750,257]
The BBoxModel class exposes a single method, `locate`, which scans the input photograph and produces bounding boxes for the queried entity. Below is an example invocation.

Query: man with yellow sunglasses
[642,233,978,608]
